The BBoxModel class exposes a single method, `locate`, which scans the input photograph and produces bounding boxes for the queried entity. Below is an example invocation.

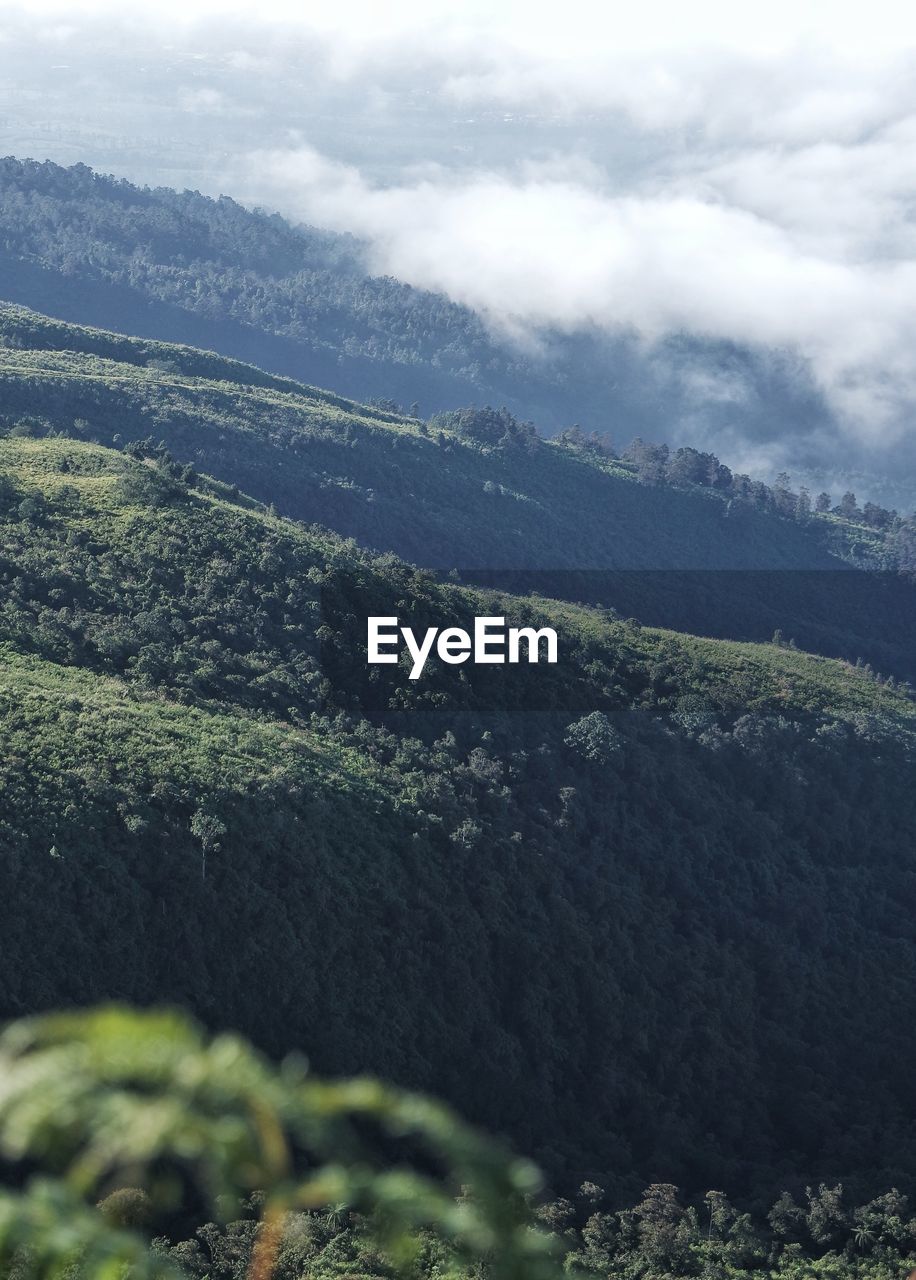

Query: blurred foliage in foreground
[0,1006,559,1280]
[1,1008,916,1280]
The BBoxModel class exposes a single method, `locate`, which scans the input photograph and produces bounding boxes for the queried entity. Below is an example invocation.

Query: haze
[4,0,916,500]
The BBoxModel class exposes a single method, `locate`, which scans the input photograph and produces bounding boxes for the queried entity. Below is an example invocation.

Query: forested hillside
[2,301,915,679]
[0,155,837,452]
[3,432,916,1207]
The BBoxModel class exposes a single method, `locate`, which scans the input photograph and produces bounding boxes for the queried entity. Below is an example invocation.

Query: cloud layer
[9,0,916,482]
[231,137,916,446]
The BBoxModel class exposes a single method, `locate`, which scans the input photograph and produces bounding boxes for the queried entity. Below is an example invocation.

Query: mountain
[0,155,844,482]
[3,429,916,1207]
[2,301,915,682]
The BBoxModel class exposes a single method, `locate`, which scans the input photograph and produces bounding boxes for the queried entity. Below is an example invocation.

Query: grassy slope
[2,302,915,682]
[0,302,843,570]
[0,300,887,556]
[2,434,910,734]
[0,643,387,814]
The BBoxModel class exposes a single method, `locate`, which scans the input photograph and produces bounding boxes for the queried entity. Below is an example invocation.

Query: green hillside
[3,434,916,1205]
[0,303,847,571]
[2,303,915,681]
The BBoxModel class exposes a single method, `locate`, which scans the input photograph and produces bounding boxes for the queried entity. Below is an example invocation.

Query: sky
[4,0,916,495]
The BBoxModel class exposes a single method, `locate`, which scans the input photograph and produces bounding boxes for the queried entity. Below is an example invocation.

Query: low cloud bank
[232,141,916,453]
[10,0,916,488]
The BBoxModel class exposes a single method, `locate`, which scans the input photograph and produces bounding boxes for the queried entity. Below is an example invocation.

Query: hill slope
[0,154,838,463]
[3,434,916,1205]
[2,302,915,681]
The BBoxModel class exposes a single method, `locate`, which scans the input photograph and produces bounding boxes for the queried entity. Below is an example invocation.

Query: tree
[667,446,707,486]
[190,808,227,880]
[773,472,795,516]
[577,1182,605,1212]
[632,1184,691,1269]
[863,501,893,529]
[837,491,858,519]
[16,495,43,523]
[564,712,623,763]
[806,1183,847,1246]
[851,1190,914,1251]
[815,491,832,512]
[768,1190,805,1240]
[851,1220,876,1250]
[117,463,183,508]
[536,1198,576,1234]
[892,520,916,571]
[625,438,669,485]
[429,406,537,451]
[705,1189,737,1238]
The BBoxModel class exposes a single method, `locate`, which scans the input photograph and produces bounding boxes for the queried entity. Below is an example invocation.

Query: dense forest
[2,303,916,682]
[2,431,916,1210]
[0,155,838,462]
[163,1178,916,1280]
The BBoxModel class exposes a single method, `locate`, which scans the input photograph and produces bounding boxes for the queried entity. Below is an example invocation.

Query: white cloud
[229,142,916,443]
[9,0,916,466]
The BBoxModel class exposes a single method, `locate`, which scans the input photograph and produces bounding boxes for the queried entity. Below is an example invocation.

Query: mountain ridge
[2,301,916,684]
